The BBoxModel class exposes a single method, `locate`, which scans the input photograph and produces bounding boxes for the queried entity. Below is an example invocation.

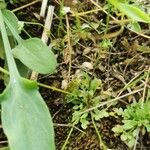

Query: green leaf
[118,3,150,23]
[0,78,55,150]
[120,133,128,141]
[112,125,123,133]
[113,108,124,116]
[136,44,150,53]
[72,111,80,123]
[90,78,102,92]
[0,147,9,150]
[93,109,109,120]
[0,34,5,59]
[2,9,20,34]
[123,120,137,130]
[12,38,57,74]
[146,124,150,132]
[0,0,6,9]
[127,137,135,148]
[80,113,89,129]
[128,22,141,32]
[81,119,89,129]
[132,128,139,137]
[109,0,150,23]
[15,59,29,78]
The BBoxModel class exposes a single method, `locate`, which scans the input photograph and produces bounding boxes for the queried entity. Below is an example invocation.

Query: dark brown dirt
[0,0,150,150]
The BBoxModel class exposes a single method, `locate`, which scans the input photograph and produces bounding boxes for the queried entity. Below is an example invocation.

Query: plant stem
[79,88,144,115]
[91,113,107,150]
[65,14,72,81]
[141,67,150,106]
[12,0,41,13]
[38,83,71,95]
[104,1,110,35]
[61,121,76,150]
[133,128,140,150]
[0,9,20,81]
[57,0,64,36]
[23,21,45,28]
[0,67,72,95]
[0,67,9,75]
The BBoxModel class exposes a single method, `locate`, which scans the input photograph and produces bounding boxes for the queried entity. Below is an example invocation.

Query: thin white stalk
[133,128,140,150]
[79,88,144,115]
[42,5,54,43]
[141,67,150,106]
[40,0,48,17]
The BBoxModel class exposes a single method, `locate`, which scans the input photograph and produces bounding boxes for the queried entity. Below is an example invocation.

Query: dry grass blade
[40,0,48,17]
[65,14,72,81]
[79,88,144,115]
[12,0,41,13]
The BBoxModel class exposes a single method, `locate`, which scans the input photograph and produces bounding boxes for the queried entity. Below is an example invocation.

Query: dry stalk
[12,0,41,13]
[40,0,48,17]
[65,14,72,82]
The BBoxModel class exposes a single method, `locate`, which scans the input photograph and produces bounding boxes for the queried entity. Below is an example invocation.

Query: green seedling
[66,73,112,129]
[0,1,57,150]
[63,73,111,149]
[112,101,150,148]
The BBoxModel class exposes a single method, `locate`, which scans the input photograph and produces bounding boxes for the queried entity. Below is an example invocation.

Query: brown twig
[12,0,41,13]
[65,14,72,82]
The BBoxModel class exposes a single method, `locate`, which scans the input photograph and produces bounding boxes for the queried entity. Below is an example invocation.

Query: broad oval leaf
[0,79,55,150]
[12,38,57,74]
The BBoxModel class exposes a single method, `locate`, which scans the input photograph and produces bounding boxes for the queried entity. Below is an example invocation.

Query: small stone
[61,79,68,90]
[82,62,93,70]
[83,47,92,55]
